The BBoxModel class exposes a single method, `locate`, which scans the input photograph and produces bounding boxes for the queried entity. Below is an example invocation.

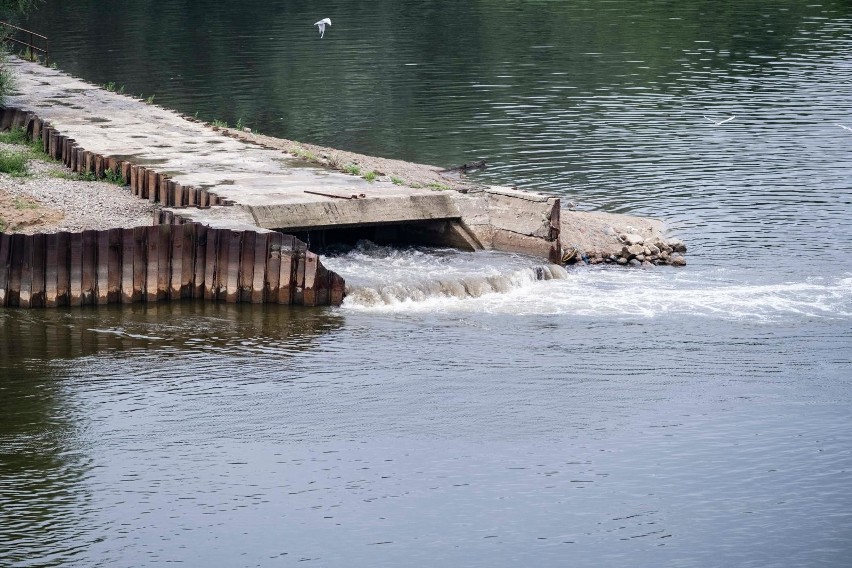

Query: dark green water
[2,1,852,566]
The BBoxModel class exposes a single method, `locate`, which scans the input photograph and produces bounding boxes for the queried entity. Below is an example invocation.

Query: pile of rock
[566,233,687,268]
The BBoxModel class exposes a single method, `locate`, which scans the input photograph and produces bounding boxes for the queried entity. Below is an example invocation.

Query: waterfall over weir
[322,241,569,308]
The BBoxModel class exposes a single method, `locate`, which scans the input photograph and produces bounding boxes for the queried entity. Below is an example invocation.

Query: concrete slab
[5,58,461,231]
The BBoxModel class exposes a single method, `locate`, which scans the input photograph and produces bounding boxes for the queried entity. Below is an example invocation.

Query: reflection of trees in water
[0,303,341,564]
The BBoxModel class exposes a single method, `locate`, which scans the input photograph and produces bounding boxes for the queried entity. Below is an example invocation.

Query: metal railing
[1,21,48,64]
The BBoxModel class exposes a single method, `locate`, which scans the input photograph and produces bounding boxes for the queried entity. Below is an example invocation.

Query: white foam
[325,243,852,321]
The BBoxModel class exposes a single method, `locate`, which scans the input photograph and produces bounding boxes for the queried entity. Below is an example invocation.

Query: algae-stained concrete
[4,58,465,232]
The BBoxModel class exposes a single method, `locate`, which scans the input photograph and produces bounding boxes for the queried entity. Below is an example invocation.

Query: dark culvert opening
[277,220,479,255]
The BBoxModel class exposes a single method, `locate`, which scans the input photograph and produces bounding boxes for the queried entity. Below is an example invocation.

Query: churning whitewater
[323,242,852,320]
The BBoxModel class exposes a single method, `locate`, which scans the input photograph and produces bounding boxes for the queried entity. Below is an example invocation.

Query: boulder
[671,254,686,267]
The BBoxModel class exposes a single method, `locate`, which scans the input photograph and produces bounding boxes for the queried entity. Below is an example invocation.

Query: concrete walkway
[5,58,462,233]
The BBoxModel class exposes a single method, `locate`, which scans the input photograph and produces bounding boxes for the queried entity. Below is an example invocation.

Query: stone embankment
[559,210,686,268]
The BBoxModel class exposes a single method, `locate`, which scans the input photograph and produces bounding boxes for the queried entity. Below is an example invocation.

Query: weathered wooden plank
[5,234,23,307]
[121,161,131,185]
[96,230,110,304]
[302,251,318,307]
[107,228,122,303]
[44,233,58,307]
[17,234,32,308]
[315,265,330,307]
[94,154,105,178]
[170,221,183,300]
[239,231,256,303]
[32,117,42,141]
[68,232,83,306]
[330,272,345,306]
[194,224,208,298]
[226,230,242,303]
[148,170,158,202]
[157,224,171,301]
[130,165,139,196]
[265,233,281,303]
[251,232,268,303]
[181,223,194,298]
[121,228,135,303]
[293,242,306,305]
[278,249,293,305]
[204,228,219,300]
[31,233,46,308]
[0,233,11,306]
[145,225,159,302]
[81,230,97,305]
[55,232,69,306]
[133,226,146,303]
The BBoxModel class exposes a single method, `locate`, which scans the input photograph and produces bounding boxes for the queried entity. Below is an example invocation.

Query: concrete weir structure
[0,58,561,308]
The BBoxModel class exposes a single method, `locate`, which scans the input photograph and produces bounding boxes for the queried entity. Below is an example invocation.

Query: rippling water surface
[2,0,852,566]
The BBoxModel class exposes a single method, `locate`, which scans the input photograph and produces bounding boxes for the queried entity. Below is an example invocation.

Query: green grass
[0,127,29,145]
[103,167,127,186]
[342,163,361,176]
[363,171,377,182]
[0,218,8,232]
[0,150,29,176]
[103,82,126,94]
[390,176,405,186]
[292,146,318,162]
[145,94,155,104]
[212,119,228,128]
[13,196,37,210]
[427,182,451,191]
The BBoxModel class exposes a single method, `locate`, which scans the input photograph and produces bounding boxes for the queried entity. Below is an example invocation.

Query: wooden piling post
[225,231,241,303]
[121,228,135,303]
[55,232,69,306]
[239,230,255,303]
[44,233,59,308]
[107,228,122,303]
[31,233,46,308]
[81,230,97,305]
[68,232,83,306]
[265,234,282,304]
[252,232,268,303]
[132,226,146,303]
[0,233,11,307]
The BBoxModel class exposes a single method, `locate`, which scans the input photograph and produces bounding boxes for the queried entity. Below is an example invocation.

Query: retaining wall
[0,224,344,308]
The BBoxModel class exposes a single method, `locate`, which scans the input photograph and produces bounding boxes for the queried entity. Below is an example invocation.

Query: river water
[3,1,852,566]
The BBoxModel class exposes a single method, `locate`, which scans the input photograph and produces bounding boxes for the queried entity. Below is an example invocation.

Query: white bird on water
[314,17,331,38]
[704,115,736,126]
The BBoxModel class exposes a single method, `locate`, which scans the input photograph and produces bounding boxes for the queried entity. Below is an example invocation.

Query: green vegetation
[363,170,377,182]
[145,94,155,104]
[12,195,35,209]
[292,145,318,162]
[0,126,28,145]
[102,167,126,186]
[427,182,451,191]
[390,176,405,186]
[0,150,28,175]
[103,81,126,94]
[212,119,228,128]
[342,163,361,176]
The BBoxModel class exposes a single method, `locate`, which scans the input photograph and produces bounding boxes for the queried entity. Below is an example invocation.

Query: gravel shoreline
[0,142,157,234]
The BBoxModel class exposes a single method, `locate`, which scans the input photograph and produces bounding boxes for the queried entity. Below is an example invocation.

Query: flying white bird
[314,18,331,38]
[837,124,852,132]
[704,115,736,126]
